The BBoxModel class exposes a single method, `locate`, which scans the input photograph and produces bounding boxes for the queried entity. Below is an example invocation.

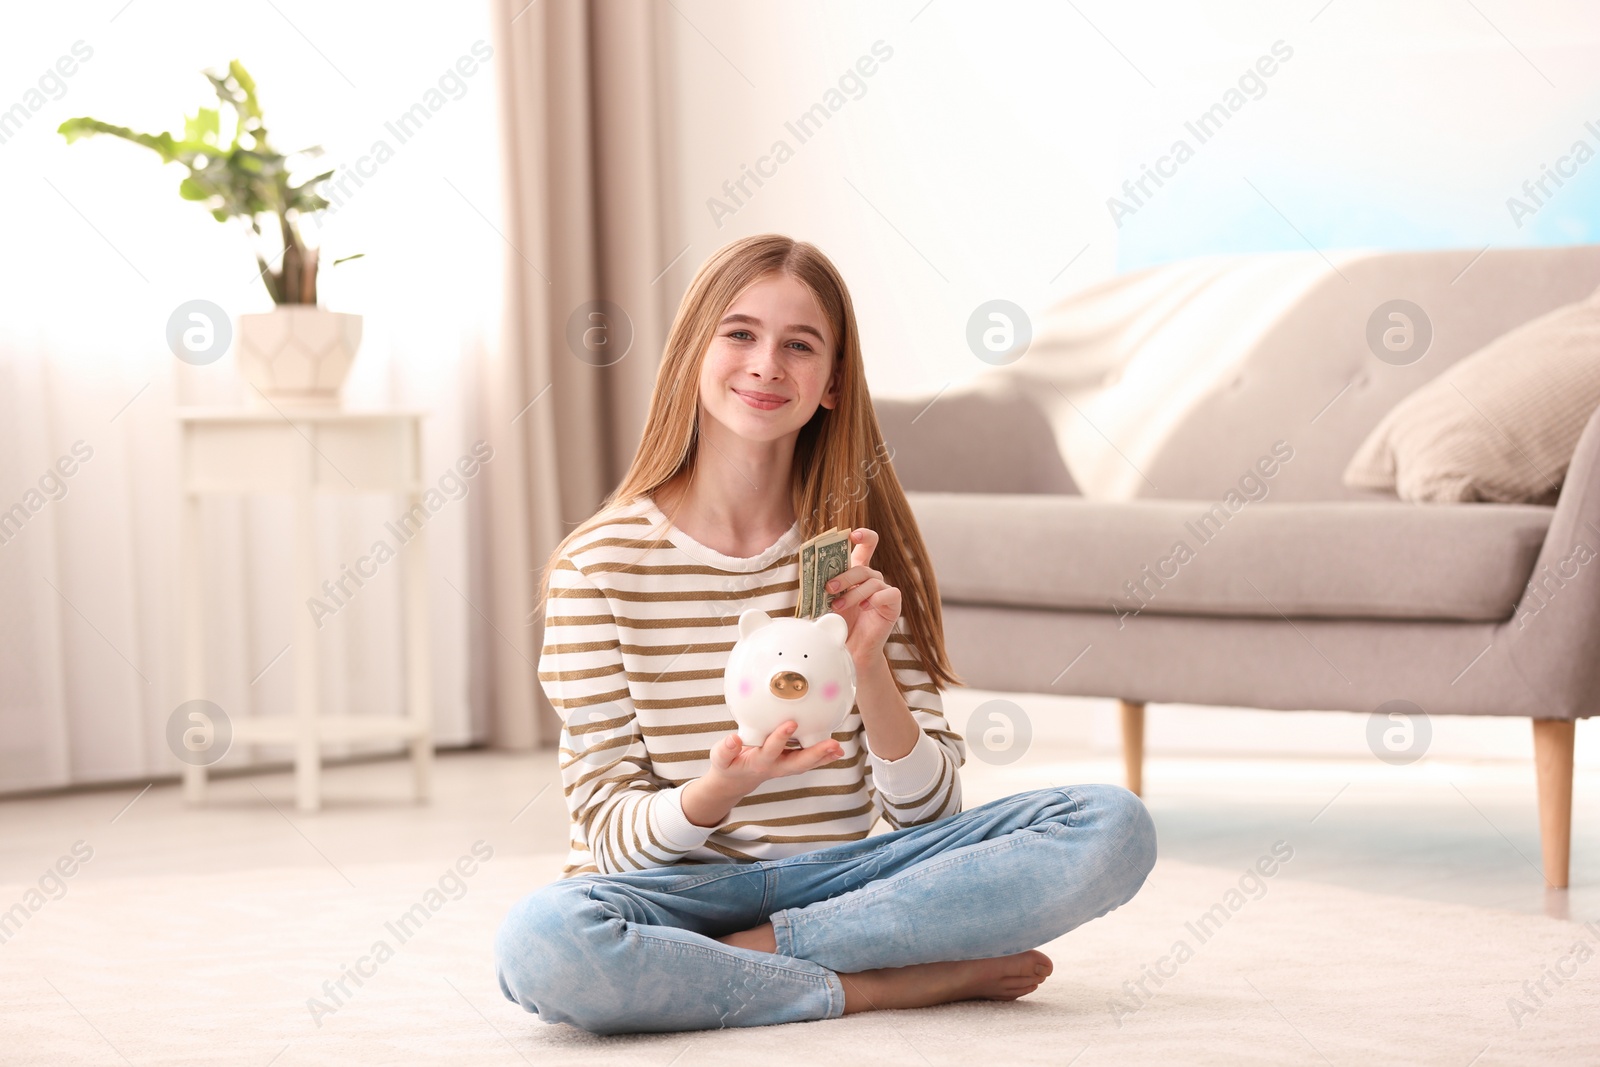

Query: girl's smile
[733,388,789,410]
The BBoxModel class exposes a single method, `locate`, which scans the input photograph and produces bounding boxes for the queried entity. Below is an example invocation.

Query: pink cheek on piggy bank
[738,677,752,697]
[821,681,839,701]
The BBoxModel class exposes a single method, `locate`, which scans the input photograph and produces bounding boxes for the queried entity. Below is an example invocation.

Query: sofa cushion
[908,492,1553,621]
[1343,283,1600,504]
[873,376,1078,495]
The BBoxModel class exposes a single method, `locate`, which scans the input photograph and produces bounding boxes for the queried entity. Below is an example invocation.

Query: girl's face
[698,272,839,445]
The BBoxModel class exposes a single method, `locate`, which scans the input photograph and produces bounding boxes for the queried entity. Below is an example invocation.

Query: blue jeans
[493,784,1156,1035]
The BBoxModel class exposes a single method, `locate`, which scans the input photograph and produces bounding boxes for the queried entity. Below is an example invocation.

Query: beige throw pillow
[1343,285,1600,504]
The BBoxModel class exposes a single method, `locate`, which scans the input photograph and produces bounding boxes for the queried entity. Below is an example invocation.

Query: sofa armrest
[1503,402,1600,719]
[875,377,1078,495]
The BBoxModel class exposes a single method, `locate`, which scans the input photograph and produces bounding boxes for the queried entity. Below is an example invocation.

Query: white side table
[177,407,434,812]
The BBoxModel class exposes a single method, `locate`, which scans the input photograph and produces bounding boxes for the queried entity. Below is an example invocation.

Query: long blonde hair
[537,233,963,692]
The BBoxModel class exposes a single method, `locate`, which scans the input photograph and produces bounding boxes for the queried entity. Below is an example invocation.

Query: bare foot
[712,922,1052,1014]
[839,950,1054,1014]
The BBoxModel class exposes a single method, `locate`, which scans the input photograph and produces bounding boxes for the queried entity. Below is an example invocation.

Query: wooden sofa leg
[1119,700,1145,797]
[1532,718,1575,890]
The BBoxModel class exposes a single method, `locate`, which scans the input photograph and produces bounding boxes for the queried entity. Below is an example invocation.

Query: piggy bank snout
[769,670,808,700]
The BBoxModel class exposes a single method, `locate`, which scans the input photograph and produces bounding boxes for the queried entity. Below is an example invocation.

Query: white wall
[657,0,1600,398]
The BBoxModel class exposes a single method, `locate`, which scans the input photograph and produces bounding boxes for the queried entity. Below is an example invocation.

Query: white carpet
[4,847,1596,1066]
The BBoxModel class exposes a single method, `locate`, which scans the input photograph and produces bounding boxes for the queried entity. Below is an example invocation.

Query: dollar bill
[796,527,851,619]
[798,538,817,619]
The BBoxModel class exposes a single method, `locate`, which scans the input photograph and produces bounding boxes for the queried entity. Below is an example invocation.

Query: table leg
[293,430,321,812]
[182,488,207,805]
[404,474,434,803]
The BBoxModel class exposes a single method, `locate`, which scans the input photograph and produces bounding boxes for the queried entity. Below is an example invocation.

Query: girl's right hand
[707,720,843,794]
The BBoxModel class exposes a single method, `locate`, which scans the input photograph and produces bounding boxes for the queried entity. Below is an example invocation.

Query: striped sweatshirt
[539,495,967,878]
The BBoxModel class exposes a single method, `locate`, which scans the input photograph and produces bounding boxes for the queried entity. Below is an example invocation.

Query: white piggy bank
[724,608,857,749]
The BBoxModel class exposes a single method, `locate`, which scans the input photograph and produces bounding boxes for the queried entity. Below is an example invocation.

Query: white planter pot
[236,306,363,406]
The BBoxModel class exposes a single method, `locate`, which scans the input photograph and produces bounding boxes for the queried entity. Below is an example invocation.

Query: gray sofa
[876,245,1600,889]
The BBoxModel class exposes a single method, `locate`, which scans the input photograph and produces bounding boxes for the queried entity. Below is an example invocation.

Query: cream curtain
[484,0,676,749]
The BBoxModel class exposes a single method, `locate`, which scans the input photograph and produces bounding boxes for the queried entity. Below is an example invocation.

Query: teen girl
[493,234,1156,1034]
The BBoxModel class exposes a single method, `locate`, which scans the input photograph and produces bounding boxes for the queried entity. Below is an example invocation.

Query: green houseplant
[59,60,366,404]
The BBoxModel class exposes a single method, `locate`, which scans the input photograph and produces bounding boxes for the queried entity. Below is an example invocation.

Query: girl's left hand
[824,528,902,667]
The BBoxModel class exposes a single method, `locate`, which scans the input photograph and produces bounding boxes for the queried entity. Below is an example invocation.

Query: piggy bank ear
[814,611,848,647]
[738,608,774,640]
